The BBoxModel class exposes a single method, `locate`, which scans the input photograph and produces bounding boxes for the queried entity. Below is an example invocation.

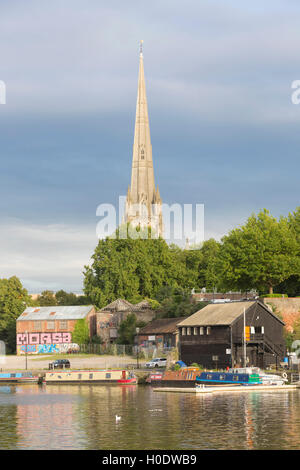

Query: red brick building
[16,305,96,355]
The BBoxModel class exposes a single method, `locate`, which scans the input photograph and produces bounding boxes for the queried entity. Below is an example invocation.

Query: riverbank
[0,354,135,372]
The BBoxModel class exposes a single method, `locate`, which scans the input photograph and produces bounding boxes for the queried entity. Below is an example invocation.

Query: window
[78,374,82,379]
[34,321,42,331]
[106,373,111,379]
[193,327,198,335]
[182,328,186,336]
[60,320,68,330]
[219,374,225,380]
[89,373,93,380]
[207,326,211,335]
[233,375,239,381]
[47,321,55,330]
[207,374,212,380]
[200,327,204,335]
[187,327,191,336]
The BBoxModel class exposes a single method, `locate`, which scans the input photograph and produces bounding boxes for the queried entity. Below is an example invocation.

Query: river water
[0,384,300,450]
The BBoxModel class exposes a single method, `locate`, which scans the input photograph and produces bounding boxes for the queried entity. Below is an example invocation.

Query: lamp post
[136,327,140,369]
[25,330,28,370]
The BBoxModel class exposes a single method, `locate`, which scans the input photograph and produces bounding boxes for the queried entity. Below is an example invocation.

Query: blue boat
[0,372,40,384]
[195,371,262,386]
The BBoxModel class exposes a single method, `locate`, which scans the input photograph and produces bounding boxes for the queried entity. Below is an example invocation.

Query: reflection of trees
[0,386,19,449]
[73,386,181,450]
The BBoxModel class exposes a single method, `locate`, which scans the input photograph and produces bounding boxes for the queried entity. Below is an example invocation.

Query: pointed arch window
[141,149,145,160]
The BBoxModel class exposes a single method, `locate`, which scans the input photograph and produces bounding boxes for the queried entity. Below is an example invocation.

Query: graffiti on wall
[16,332,79,355]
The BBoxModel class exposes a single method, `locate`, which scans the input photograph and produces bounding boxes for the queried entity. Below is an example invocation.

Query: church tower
[124,41,163,237]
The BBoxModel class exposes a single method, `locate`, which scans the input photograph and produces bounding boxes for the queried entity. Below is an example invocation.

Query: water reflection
[0,384,300,449]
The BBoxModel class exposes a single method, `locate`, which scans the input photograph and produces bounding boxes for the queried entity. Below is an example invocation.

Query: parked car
[49,359,70,370]
[145,358,167,368]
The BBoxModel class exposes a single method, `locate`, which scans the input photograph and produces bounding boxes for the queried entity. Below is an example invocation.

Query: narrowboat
[195,371,262,386]
[0,372,40,384]
[44,369,137,385]
[146,368,200,387]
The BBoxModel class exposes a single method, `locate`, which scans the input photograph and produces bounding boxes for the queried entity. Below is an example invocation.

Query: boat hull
[44,369,137,385]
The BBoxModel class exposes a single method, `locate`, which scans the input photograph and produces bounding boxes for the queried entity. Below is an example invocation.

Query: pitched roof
[100,299,134,312]
[17,305,94,321]
[177,301,257,327]
[138,317,185,335]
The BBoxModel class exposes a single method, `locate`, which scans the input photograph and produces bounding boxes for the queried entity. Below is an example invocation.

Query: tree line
[0,207,299,352]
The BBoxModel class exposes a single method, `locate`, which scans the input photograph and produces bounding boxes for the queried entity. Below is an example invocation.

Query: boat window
[219,375,225,380]
[11,373,16,378]
[106,373,111,379]
[89,373,93,380]
[78,374,82,379]
[233,375,239,381]
[207,374,212,380]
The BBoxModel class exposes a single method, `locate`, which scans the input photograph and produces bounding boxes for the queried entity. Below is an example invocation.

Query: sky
[0,0,299,293]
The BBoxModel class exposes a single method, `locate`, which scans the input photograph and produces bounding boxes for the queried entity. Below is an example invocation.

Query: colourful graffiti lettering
[37,344,59,354]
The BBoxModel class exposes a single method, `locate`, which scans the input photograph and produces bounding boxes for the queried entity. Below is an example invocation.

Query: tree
[197,239,221,290]
[37,290,57,306]
[55,290,91,306]
[83,235,184,309]
[155,286,207,318]
[277,207,300,296]
[116,313,146,345]
[72,319,90,345]
[217,209,298,294]
[0,276,32,353]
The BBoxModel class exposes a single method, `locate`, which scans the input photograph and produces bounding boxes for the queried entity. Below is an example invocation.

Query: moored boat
[44,369,137,384]
[0,372,40,384]
[196,371,262,386]
[146,367,200,387]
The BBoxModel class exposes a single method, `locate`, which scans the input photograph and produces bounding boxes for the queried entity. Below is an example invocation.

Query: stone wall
[262,298,300,332]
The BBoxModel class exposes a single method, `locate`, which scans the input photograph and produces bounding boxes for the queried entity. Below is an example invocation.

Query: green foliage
[197,239,221,290]
[83,236,188,308]
[217,209,299,294]
[263,294,288,298]
[117,313,138,345]
[155,286,208,318]
[0,276,32,353]
[72,319,90,345]
[55,290,92,306]
[37,290,57,306]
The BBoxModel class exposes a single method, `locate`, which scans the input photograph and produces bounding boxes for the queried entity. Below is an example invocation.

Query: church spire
[124,42,163,237]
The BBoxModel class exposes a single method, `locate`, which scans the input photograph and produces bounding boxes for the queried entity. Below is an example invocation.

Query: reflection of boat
[0,372,40,384]
[44,369,137,384]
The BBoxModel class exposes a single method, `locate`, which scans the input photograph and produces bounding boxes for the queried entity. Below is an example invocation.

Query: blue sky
[0,0,299,292]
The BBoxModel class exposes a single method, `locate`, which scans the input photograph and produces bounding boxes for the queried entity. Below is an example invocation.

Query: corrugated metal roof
[177,301,256,327]
[138,317,186,334]
[17,305,94,321]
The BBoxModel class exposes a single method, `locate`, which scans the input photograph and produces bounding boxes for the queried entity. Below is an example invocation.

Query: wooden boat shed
[177,301,285,369]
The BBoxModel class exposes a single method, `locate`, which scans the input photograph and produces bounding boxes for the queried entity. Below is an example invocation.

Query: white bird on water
[115,415,121,422]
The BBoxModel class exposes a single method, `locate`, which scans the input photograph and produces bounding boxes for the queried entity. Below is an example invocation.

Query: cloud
[0,219,98,292]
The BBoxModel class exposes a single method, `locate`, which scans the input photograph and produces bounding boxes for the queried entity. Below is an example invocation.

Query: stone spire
[124,41,163,236]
